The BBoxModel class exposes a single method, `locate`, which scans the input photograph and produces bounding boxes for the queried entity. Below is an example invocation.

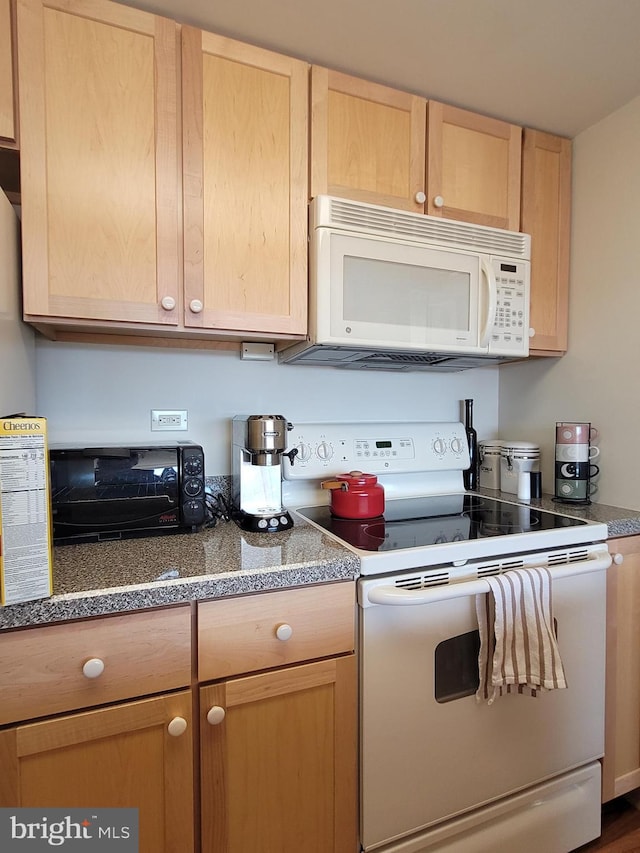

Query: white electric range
[282,421,611,853]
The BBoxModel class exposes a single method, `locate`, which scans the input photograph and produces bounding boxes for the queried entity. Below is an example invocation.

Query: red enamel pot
[321,470,385,519]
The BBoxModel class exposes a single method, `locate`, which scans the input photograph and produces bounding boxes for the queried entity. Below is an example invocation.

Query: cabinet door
[17,0,180,326]
[182,28,308,337]
[201,655,357,853]
[0,691,194,853]
[0,0,17,145]
[602,537,640,802]
[311,66,426,212]
[427,101,522,230]
[521,129,571,355]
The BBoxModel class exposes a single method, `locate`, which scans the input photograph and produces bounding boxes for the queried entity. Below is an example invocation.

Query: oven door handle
[364,552,613,607]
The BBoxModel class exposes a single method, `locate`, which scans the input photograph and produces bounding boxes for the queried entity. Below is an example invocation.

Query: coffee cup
[555,443,600,463]
[555,461,599,480]
[555,478,598,501]
[556,422,599,444]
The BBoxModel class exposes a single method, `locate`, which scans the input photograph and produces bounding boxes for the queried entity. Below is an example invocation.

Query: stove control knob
[316,441,334,461]
[451,437,465,455]
[432,438,446,456]
[295,442,312,462]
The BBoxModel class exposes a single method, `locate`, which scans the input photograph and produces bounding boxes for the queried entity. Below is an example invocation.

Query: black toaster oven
[49,442,206,544]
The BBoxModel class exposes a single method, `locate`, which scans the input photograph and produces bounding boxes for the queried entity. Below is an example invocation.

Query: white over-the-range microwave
[279,195,532,372]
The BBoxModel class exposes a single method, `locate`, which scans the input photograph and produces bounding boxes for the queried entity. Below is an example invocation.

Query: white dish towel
[476,566,567,705]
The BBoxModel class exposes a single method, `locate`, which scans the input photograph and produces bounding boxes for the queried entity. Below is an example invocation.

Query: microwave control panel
[490,258,529,354]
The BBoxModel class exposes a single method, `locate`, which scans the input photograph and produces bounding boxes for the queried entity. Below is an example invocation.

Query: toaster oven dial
[184,478,203,497]
[184,456,204,476]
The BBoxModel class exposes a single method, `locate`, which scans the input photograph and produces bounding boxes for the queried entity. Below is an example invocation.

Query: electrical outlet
[151,410,188,431]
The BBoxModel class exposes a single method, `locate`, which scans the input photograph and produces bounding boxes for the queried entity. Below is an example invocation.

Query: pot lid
[336,470,378,486]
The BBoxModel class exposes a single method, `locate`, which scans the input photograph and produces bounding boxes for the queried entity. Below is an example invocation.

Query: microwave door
[321,232,487,353]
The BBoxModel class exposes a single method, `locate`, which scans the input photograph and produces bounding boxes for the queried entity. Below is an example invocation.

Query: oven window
[435,620,560,703]
[434,630,480,703]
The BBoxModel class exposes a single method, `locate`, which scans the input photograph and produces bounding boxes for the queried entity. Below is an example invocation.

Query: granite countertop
[0,516,359,631]
[2,490,639,632]
[478,489,640,537]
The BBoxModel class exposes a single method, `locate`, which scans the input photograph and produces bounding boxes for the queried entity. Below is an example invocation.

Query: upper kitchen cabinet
[17,0,181,329]
[0,0,20,203]
[182,29,308,336]
[310,69,522,230]
[310,66,426,212]
[0,0,18,147]
[427,101,522,230]
[521,129,571,355]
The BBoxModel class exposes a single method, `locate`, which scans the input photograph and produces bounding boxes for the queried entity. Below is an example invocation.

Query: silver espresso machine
[231,415,297,532]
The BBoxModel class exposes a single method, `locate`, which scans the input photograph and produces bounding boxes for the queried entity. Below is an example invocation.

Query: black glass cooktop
[296,493,587,552]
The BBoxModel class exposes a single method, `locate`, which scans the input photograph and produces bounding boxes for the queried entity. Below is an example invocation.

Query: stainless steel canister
[478,440,502,490]
[500,441,540,495]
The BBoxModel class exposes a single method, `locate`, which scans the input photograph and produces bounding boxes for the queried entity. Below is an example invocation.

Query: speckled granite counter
[478,488,640,537]
[0,517,359,630]
[2,490,638,632]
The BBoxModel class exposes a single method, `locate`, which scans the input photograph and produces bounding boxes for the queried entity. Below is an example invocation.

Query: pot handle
[321,480,348,491]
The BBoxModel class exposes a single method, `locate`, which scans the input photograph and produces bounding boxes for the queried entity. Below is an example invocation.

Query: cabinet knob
[206,706,226,726]
[160,296,176,311]
[414,191,426,204]
[189,299,204,314]
[529,328,536,338]
[167,716,188,737]
[275,623,293,641]
[82,658,105,679]
[432,195,444,208]
[612,553,624,565]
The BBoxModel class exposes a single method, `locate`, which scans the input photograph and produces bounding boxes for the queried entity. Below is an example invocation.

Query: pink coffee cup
[556,422,599,444]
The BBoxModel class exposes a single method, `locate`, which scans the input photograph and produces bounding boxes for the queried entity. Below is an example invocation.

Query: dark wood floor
[572,797,640,852]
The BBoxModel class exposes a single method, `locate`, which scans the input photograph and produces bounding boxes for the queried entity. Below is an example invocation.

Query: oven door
[358,549,609,852]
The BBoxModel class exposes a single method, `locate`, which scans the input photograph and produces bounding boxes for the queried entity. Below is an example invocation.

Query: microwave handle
[479,258,497,347]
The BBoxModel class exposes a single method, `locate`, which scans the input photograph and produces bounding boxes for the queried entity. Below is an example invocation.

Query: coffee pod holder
[553,421,600,505]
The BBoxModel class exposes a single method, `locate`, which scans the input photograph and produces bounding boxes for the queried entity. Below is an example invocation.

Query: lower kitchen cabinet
[0,583,358,852]
[602,535,640,802]
[200,655,357,853]
[0,690,195,852]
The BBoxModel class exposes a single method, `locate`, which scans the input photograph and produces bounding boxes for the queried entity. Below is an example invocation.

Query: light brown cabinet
[521,129,572,355]
[201,656,357,852]
[17,0,308,345]
[0,582,358,853]
[0,606,195,852]
[311,67,522,230]
[602,536,640,802]
[18,0,181,330]
[0,0,18,147]
[0,692,195,853]
[198,582,358,853]
[427,101,522,230]
[310,66,426,213]
[182,28,308,338]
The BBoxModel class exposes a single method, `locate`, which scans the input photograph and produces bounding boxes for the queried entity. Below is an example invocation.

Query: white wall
[499,95,640,511]
[0,191,36,416]
[35,341,499,474]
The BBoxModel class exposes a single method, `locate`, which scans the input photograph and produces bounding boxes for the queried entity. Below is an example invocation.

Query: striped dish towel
[476,566,567,705]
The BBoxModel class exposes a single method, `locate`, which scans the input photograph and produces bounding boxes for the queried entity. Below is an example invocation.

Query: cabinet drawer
[198,582,355,681]
[0,606,192,725]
